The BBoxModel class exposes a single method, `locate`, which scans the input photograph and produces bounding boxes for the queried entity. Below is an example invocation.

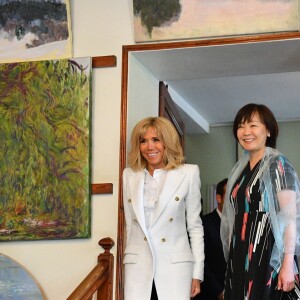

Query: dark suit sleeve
[202,263,224,298]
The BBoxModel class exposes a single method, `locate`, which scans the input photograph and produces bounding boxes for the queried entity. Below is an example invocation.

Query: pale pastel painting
[133,0,300,42]
[0,0,72,63]
[0,57,91,241]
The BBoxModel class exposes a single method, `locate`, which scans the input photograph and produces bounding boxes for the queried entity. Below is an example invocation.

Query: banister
[67,237,115,300]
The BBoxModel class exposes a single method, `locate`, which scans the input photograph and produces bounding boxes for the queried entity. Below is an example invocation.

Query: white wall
[127,54,159,154]
[185,126,236,214]
[1,1,135,299]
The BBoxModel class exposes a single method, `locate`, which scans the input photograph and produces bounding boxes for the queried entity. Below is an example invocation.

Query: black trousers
[151,280,158,300]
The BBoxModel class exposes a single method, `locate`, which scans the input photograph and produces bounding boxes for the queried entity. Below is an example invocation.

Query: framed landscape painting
[0,0,72,63]
[133,0,300,42]
[0,57,92,241]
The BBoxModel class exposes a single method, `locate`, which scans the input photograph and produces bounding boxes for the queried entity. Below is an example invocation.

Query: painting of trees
[0,57,91,240]
[0,0,72,63]
[133,0,181,37]
[133,0,299,42]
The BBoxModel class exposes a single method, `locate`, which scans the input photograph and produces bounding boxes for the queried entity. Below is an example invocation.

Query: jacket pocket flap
[123,253,138,264]
[124,245,140,254]
[171,252,194,263]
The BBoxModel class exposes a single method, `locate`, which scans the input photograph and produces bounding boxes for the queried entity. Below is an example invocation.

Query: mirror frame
[116,32,300,300]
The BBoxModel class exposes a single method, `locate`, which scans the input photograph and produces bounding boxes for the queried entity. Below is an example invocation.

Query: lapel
[128,170,147,233]
[150,166,186,227]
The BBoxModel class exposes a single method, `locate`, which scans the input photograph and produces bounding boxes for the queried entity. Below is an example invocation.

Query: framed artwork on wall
[0,0,72,63]
[0,254,43,298]
[0,57,92,241]
[133,0,300,42]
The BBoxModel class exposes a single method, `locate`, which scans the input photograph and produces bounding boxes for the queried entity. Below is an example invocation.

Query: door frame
[159,81,185,151]
[116,32,300,300]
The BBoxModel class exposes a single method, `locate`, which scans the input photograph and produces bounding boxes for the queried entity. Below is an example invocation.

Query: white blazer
[123,164,204,300]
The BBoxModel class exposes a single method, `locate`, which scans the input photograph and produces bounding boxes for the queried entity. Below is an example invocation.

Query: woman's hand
[277,190,297,292]
[190,278,201,297]
[277,253,295,292]
[217,290,224,300]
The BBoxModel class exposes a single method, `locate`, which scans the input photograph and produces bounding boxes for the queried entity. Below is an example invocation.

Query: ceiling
[132,38,300,134]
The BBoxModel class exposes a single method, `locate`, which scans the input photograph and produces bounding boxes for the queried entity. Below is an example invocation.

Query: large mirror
[116,32,300,300]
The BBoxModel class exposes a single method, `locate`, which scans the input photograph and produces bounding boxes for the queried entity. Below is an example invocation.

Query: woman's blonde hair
[128,117,185,171]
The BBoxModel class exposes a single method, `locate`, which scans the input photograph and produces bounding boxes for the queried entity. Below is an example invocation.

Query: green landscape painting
[0,57,91,241]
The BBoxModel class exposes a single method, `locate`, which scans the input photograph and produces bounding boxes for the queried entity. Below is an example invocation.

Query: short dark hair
[216,178,228,197]
[232,103,278,148]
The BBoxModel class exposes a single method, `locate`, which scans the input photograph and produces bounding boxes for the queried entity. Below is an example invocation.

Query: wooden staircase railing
[67,237,115,300]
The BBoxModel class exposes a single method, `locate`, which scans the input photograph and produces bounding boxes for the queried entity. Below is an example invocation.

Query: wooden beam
[92,55,117,68]
[92,183,113,195]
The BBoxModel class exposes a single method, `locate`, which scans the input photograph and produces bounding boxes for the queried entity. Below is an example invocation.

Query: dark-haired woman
[221,103,300,299]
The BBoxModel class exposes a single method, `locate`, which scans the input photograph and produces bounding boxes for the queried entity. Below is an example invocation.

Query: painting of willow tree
[133,0,299,42]
[0,57,91,240]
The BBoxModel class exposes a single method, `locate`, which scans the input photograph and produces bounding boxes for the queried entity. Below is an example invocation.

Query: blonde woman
[123,117,204,300]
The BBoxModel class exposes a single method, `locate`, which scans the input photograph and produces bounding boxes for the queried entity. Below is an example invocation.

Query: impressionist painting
[0,254,43,299]
[133,0,299,42]
[0,0,72,63]
[0,57,91,241]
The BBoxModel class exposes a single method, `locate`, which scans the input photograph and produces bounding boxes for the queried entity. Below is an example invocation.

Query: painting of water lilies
[0,57,91,241]
[0,0,72,63]
[133,0,299,42]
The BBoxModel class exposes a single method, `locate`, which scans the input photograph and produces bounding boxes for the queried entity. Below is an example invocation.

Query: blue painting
[0,254,43,299]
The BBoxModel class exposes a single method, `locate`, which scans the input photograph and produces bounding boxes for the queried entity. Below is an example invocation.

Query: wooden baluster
[97,237,115,300]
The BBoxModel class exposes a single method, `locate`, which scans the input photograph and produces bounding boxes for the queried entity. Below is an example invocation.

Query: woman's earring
[267,132,270,137]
